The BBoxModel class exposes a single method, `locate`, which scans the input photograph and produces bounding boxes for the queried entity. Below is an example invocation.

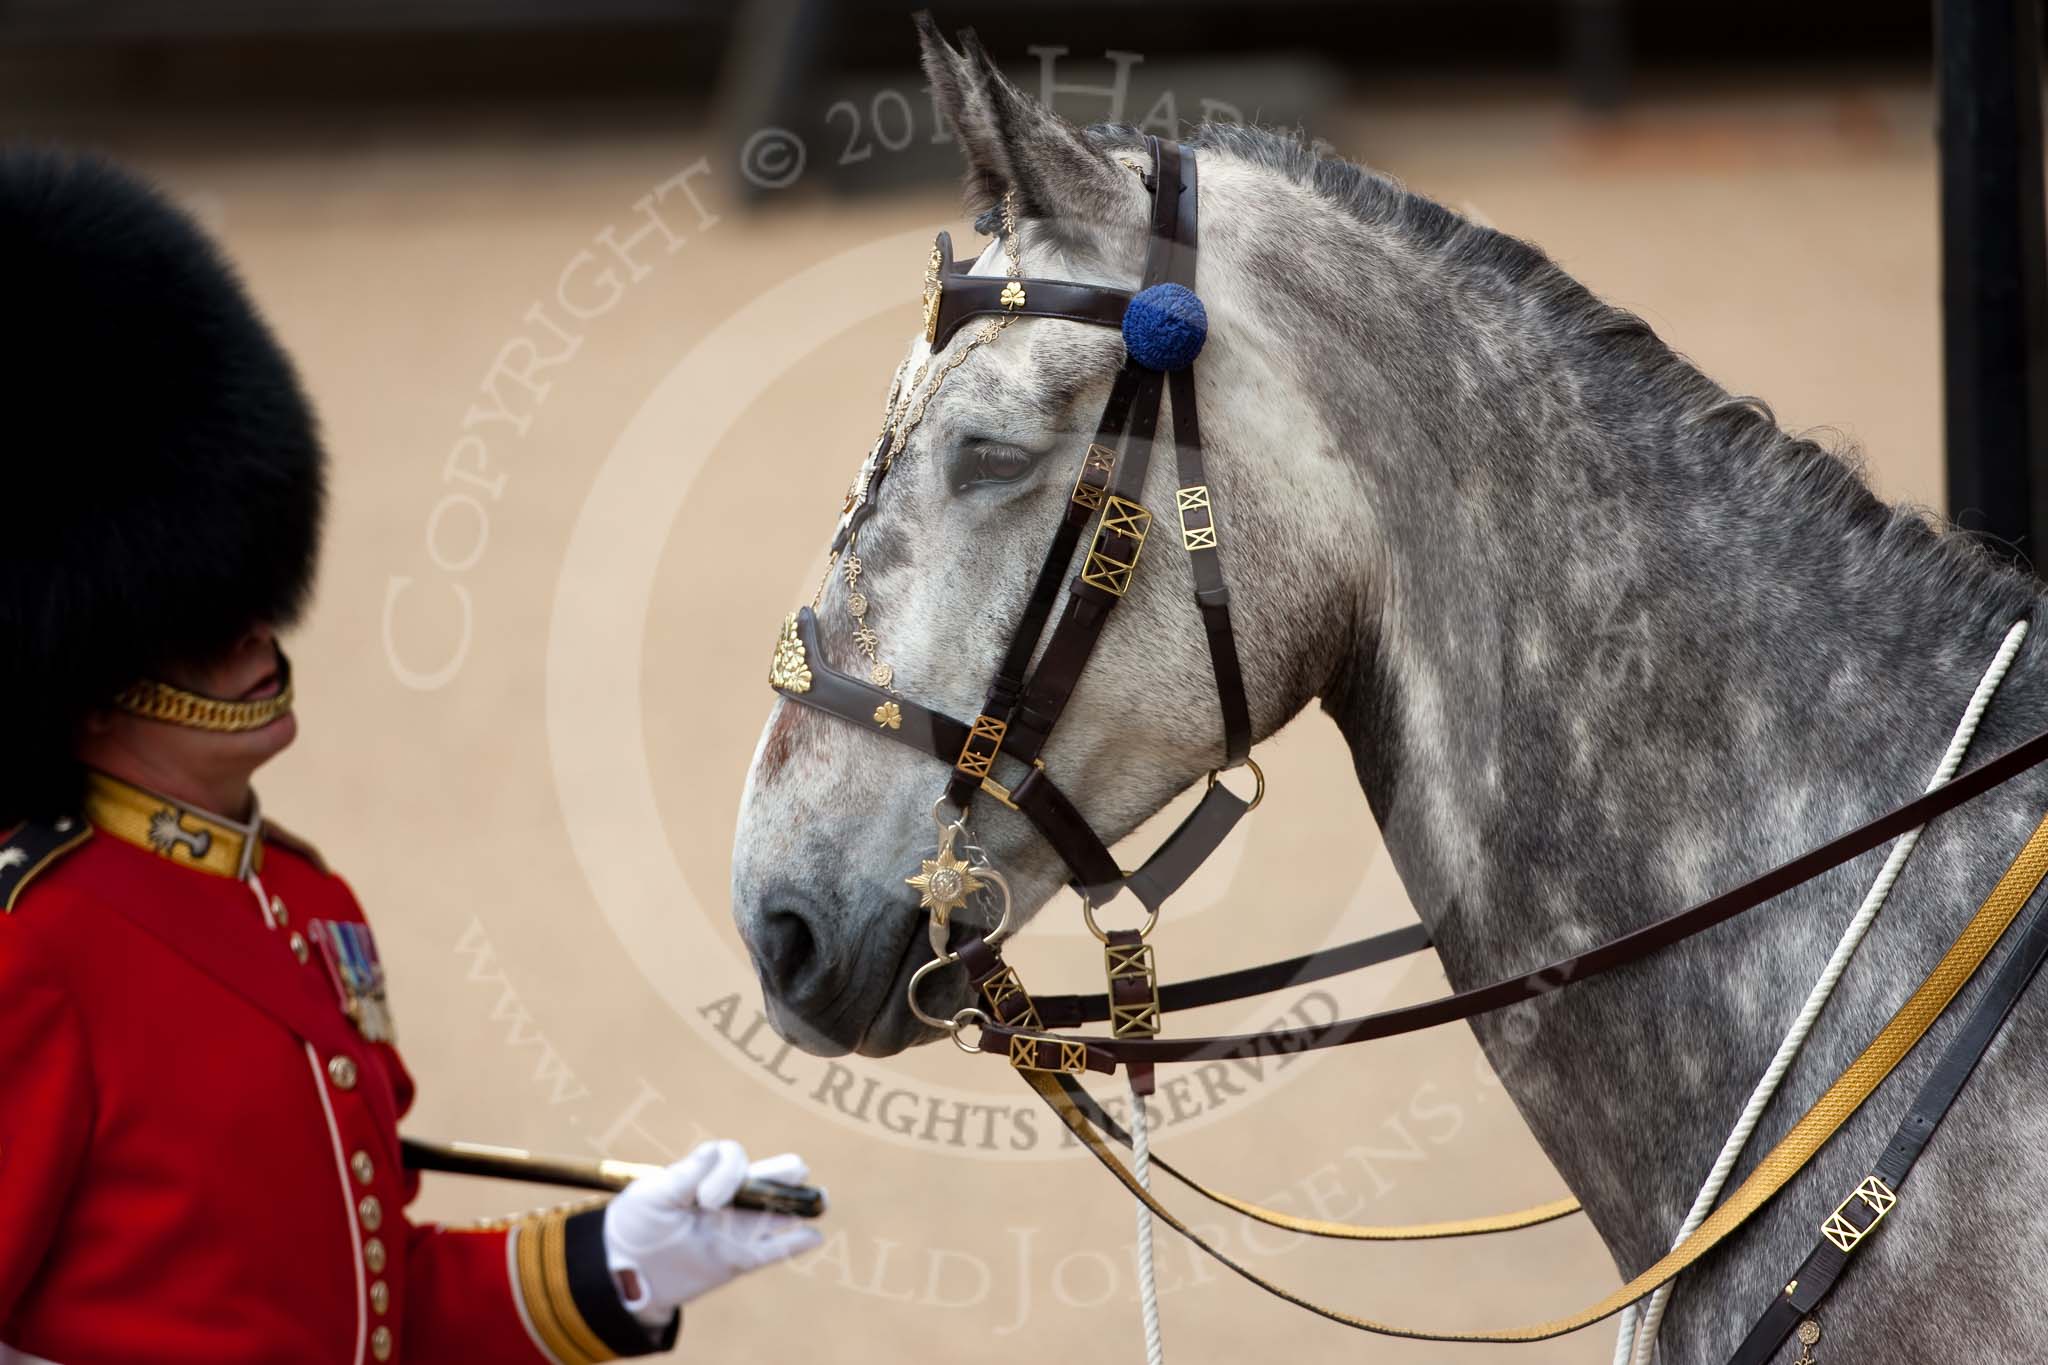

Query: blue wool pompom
[1121,282,1208,372]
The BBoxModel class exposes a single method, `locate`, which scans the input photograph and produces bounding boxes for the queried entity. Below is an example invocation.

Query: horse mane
[1067,118,2043,624]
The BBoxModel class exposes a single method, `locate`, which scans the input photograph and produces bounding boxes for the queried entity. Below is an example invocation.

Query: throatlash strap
[1021,806,2048,1341]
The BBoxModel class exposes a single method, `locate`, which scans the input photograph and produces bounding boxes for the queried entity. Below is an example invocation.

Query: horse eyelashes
[950,441,1039,491]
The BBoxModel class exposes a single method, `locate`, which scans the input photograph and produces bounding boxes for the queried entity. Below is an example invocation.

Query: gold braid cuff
[113,673,294,733]
[509,1200,618,1365]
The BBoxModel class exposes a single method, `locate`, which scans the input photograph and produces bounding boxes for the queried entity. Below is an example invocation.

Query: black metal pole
[1939,0,2048,570]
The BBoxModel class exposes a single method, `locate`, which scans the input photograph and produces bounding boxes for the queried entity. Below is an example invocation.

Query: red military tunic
[0,773,673,1365]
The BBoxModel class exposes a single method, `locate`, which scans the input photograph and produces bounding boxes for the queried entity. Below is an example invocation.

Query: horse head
[730,23,1365,1057]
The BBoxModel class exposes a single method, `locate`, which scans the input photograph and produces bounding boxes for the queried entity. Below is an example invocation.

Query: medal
[310,919,397,1044]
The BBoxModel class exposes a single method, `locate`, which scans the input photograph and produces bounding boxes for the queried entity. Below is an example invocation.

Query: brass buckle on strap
[980,962,1044,1031]
[1080,496,1152,597]
[956,715,1007,781]
[1176,483,1217,551]
[1105,938,1162,1038]
[978,758,1045,812]
[1072,443,1117,511]
[1009,1033,1090,1075]
[1819,1176,1897,1253]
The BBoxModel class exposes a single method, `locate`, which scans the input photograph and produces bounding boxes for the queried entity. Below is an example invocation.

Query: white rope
[1616,619,2029,1365]
[1130,1076,1166,1365]
[1610,1303,1641,1365]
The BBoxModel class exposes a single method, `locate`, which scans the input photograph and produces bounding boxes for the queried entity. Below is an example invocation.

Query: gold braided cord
[112,676,295,733]
[513,1213,612,1365]
[538,1208,615,1364]
[512,1219,585,1365]
[1032,806,2048,1342]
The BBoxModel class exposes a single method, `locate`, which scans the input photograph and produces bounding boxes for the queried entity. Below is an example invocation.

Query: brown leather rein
[990,720,2048,1069]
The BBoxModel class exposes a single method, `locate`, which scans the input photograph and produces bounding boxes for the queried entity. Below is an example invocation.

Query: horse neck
[1296,242,2047,1261]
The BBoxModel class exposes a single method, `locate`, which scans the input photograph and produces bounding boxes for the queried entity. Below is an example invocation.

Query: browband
[927,229,1133,350]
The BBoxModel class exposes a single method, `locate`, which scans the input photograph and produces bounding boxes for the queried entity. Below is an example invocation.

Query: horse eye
[955,442,1038,490]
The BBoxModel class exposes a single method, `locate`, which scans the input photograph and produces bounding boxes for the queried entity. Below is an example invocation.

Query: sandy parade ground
[11,58,1962,1361]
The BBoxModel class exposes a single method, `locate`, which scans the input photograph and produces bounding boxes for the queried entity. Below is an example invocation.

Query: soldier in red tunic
[0,149,820,1365]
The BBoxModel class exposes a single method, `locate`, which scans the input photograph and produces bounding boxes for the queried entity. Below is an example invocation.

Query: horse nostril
[757,905,821,998]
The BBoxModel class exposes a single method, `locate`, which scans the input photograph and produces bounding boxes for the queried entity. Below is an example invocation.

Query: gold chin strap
[1027,805,2048,1342]
[112,661,294,734]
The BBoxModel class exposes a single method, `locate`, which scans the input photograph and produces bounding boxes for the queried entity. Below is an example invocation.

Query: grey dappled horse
[733,27,2048,1363]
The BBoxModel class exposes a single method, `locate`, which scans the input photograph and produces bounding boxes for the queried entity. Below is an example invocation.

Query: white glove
[603,1140,824,1327]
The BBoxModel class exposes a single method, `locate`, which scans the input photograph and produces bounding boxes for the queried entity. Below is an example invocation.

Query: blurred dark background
[0,1,1948,135]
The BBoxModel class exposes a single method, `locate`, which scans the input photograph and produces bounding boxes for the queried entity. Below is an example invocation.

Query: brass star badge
[906,845,985,925]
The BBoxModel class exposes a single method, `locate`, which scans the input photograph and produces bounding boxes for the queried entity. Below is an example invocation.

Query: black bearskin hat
[1,148,326,824]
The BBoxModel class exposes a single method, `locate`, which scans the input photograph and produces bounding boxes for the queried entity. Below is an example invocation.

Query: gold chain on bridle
[812,192,1026,691]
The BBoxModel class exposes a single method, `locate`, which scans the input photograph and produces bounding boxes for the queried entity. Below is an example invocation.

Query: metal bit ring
[1079,884,1158,944]
[907,952,964,1030]
[1205,755,1266,811]
[949,1007,991,1053]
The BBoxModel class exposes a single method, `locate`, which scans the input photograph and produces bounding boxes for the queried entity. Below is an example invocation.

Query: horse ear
[916,14,1137,246]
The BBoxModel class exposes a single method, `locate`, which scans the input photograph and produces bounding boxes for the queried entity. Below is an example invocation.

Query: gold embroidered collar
[84,772,263,880]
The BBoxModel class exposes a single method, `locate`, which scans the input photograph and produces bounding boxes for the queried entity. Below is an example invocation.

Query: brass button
[271,895,289,925]
[289,931,309,963]
[370,1325,392,1361]
[363,1236,386,1274]
[327,1055,358,1090]
[370,1279,390,1315]
[350,1150,375,1184]
[358,1195,382,1232]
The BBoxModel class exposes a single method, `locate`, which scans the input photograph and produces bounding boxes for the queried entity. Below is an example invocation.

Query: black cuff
[564,1206,682,1357]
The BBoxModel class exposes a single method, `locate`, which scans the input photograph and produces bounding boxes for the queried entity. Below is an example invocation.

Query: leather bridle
[775,135,1254,920]
[765,133,2048,1355]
